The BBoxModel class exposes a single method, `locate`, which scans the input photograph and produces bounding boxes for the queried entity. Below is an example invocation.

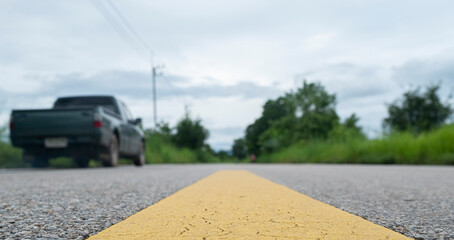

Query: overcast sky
[1,0,454,150]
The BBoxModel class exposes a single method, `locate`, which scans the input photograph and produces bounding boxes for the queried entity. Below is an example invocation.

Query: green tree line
[232,81,453,164]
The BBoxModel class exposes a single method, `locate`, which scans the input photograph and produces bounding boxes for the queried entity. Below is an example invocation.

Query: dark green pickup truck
[9,96,145,168]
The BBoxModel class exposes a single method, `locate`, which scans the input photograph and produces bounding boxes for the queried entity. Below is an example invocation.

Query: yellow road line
[89,170,411,239]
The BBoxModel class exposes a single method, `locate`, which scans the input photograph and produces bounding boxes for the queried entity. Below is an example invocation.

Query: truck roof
[56,95,115,100]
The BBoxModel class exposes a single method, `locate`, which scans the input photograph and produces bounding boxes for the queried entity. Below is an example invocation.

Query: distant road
[0,164,452,239]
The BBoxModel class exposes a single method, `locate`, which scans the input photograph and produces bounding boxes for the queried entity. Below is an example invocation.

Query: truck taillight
[93,113,103,128]
[94,121,103,128]
[9,115,14,131]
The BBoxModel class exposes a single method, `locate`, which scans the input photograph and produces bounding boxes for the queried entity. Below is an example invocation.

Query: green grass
[0,141,23,168]
[258,124,454,165]
[145,133,220,163]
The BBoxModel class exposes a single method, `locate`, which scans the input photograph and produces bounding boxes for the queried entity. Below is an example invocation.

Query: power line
[91,0,159,126]
[104,0,150,53]
[90,0,147,58]
[90,0,185,127]
[161,74,185,102]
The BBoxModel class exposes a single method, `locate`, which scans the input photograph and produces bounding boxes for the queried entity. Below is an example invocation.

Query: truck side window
[121,102,133,121]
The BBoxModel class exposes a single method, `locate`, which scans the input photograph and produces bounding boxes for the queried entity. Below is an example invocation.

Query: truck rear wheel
[30,154,49,168]
[22,150,34,163]
[103,136,118,167]
[133,142,145,167]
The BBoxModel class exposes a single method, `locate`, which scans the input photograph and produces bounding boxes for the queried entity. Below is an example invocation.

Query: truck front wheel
[133,142,145,167]
[74,157,90,168]
[103,136,119,167]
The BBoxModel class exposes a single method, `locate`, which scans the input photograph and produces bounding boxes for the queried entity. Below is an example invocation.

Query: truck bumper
[12,133,103,147]
[13,133,107,160]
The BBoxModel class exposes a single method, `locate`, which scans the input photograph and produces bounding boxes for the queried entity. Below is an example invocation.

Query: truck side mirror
[135,118,142,125]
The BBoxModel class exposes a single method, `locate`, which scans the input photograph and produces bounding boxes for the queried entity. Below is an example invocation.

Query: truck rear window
[53,97,118,113]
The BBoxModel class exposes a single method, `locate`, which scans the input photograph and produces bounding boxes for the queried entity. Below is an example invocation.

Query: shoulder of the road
[89,170,411,239]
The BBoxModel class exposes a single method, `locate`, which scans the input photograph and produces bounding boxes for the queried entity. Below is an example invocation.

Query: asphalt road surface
[0,164,452,239]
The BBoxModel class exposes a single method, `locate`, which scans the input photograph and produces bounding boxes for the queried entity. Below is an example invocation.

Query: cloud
[4,70,281,101]
[209,126,245,150]
[302,33,337,52]
[392,59,454,89]
[297,63,394,102]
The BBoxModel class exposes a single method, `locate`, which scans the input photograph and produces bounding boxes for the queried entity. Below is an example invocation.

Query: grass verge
[258,124,454,165]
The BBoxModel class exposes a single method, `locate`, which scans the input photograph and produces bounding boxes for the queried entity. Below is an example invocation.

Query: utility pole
[152,66,157,128]
[151,53,164,128]
[150,52,157,128]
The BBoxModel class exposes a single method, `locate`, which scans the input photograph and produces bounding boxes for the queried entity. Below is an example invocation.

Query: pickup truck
[9,96,145,168]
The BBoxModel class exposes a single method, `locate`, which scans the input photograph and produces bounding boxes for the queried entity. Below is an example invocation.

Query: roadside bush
[0,141,23,168]
[144,131,220,163]
[0,126,23,168]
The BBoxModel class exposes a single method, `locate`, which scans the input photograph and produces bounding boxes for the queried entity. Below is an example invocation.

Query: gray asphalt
[0,164,453,240]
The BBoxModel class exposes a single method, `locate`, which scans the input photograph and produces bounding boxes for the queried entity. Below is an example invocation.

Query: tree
[328,113,365,142]
[232,138,248,159]
[216,150,231,161]
[258,81,339,152]
[383,85,452,134]
[173,112,209,150]
[156,121,172,136]
[344,113,361,131]
[292,81,339,139]
[245,97,293,154]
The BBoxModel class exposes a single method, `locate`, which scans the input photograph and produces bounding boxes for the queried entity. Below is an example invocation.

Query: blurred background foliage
[239,81,453,164]
[0,81,453,168]
[383,85,452,134]
[0,126,23,168]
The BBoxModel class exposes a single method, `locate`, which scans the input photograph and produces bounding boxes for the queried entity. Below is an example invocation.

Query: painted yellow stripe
[89,170,411,239]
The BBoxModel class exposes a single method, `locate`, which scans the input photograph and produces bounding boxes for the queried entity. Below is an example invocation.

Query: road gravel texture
[0,165,216,239]
[0,164,452,240]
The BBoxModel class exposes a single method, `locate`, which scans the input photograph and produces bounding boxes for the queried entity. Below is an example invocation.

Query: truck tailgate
[12,109,95,136]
